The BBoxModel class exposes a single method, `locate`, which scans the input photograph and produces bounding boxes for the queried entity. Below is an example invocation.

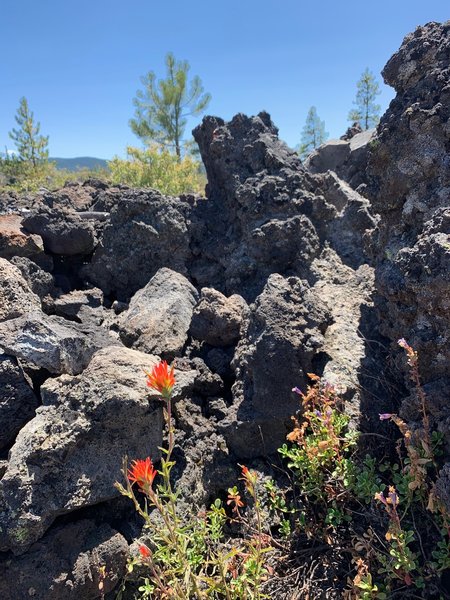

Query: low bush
[108,146,206,196]
[115,341,449,599]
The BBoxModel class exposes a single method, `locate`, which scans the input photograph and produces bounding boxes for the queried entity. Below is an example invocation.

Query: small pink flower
[292,387,302,395]
[379,413,393,420]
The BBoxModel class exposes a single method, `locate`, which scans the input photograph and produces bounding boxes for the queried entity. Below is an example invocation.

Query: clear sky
[1,0,448,158]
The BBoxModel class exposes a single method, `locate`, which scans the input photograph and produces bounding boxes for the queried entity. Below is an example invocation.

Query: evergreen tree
[130,53,211,159]
[299,106,328,159]
[348,68,381,130]
[9,97,49,169]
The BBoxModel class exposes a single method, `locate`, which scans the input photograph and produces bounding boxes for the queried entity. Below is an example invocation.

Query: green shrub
[108,146,205,196]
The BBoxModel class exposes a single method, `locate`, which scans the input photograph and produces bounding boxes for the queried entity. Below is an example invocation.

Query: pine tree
[348,68,381,130]
[130,53,211,159]
[9,97,49,169]
[299,106,328,159]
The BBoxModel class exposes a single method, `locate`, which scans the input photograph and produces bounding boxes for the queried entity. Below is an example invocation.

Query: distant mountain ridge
[50,156,108,171]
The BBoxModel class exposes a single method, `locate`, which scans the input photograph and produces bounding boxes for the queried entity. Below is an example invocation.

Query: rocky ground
[0,20,449,600]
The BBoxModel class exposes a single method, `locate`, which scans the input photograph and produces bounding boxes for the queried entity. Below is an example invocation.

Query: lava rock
[223,273,331,458]
[190,288,248,347]
[23,205,97,255]
[118,268,198,358]
[0,520,128,600]
[0,354,39,450]
[0,214,44,259]
[0,310,117,375]
[0,257,41,322]
[0,346,164,554]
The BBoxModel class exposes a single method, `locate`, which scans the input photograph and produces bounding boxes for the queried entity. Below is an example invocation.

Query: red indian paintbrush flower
[146,360,175,399]
[127,457,157,492]
[139,544,151,559]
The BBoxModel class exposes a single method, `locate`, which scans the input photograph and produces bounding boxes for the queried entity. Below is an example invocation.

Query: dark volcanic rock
[190,288,248,347]
[0,257,41,321]
[0,346,164,554]
[84,189,192,300]
[367,21,450,468]
[222,274,331,458]
[10,255,55,299]
[0,354,39,450]
[0,520,128,600]
[305,128,376,189]
[23,205,97,255]
[118,268,198,358]
[368,23,450,381]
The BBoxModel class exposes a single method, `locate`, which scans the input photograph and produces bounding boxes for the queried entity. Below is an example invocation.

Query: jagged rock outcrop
[222,274,331,458]
[367,20,450,506]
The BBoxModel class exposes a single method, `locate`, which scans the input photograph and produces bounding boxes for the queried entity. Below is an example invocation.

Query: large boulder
[84,189,192,299]
[222,274,331,458]
[0,310,118,375]
[0,346,164,554]
[118,268,199,358]
[22,205,97,255]
[0,519,128,600]
[0,257,41,322]
[0,354,39,450]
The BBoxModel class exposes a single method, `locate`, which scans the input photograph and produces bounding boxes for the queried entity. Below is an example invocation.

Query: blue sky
[1,0,448,158]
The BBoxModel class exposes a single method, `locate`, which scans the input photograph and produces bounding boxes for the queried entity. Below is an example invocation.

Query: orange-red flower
[239,464,258,493]
[139,544,151,559]
[127,457,157,492]
[146,360,175,399]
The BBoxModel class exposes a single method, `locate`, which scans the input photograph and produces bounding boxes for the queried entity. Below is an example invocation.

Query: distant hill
[50,157,108,172]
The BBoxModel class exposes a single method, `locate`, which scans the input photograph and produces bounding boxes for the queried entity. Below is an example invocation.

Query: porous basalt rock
[190,288,248,347]
[0,346,164,554]
[0,520,128,600]
[222,273,331,458]
[0,257,41,322]
[84,189,192,299]
[0,213,44,259]
[118,268,198,358]
[367,20,450,507]
[0,310,118,375]
[0,354,39,450]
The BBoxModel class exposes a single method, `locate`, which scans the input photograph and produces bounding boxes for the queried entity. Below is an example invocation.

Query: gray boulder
[0,520,128,600]
[190,288,248,346]
[0,310,117,375]
[0,354,39,450]
[0,257,41,322]
[118,268,198,358]
[0,346,164,554]
[305,129,376,189]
